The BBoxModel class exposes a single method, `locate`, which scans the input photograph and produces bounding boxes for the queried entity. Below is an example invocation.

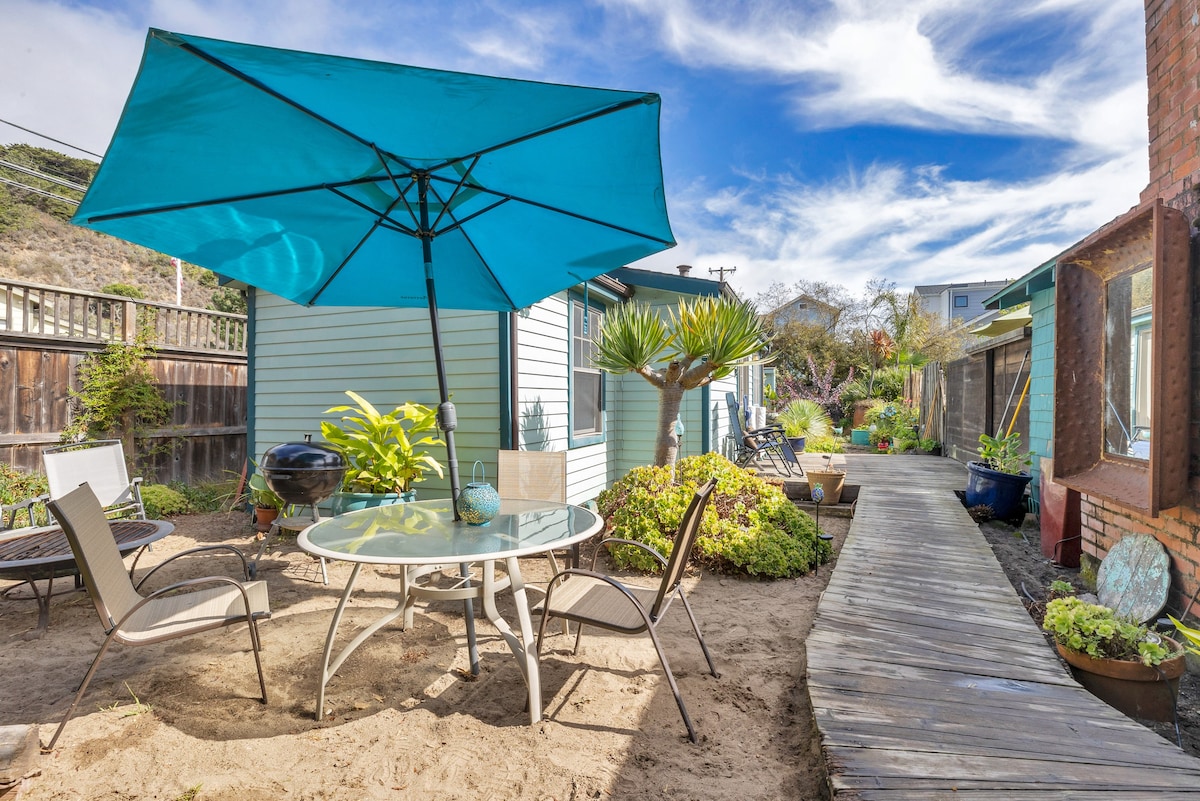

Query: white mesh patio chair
[43,484,270,750]
[536,477,720,743]
[44,440,146,520]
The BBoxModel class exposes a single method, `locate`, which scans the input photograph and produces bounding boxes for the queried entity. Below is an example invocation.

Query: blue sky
[1,0,1149,300]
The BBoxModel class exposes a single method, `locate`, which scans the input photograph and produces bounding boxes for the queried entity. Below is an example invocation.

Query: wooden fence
[1,278,246,353]
[0,280,247,484]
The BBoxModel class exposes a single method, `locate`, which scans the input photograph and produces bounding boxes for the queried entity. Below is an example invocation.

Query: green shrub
[0,465,49,526]
[595,452,831,579]
[140,484,191,518]
[167,480,236,513]
[803,435,844,453]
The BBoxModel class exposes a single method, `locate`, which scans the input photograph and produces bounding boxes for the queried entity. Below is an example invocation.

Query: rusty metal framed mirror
[1053,199,1191,517]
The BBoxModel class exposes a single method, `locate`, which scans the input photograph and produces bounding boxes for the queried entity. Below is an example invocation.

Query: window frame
[568,292,607,448]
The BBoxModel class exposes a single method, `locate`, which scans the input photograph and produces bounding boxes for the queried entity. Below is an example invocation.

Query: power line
[0,176,80,206]
[0,158,88,192]
[0,117,103,159]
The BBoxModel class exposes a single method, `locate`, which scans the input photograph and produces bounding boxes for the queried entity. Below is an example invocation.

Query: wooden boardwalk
[806,454,1200,799]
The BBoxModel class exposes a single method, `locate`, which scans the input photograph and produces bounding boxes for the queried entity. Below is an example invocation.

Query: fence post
[123,299,138,342]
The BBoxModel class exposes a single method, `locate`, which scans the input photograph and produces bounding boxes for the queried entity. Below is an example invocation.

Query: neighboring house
[961,0,1200,621]
[765,294,839,330]
[247,265,748,505]
[915,280,1012,326]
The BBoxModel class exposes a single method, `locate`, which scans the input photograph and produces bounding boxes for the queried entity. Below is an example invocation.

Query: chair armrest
[134,544,252,591]
[1,494,50,530]
[590,537,668,571]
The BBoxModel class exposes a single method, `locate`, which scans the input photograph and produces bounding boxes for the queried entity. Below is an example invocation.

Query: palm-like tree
[593,296,770,467]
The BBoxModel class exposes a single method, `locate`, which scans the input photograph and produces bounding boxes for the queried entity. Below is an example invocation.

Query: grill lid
[260,436,347,506]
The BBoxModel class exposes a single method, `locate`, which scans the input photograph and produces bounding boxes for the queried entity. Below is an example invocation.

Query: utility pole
[709,266,737,282]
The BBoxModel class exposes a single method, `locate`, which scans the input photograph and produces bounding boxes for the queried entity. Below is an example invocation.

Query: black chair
[724,393,799,475]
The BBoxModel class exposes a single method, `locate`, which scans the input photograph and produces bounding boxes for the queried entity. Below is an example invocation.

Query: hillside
[0,143,238,311]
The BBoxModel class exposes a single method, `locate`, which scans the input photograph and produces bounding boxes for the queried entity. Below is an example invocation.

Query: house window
[570,297,605,444]
[953,295,968,308]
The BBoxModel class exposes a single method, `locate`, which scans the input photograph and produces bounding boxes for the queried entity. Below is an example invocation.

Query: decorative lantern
[456,460,501,526]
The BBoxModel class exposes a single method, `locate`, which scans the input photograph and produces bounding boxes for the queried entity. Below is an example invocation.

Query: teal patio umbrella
[73,28,676,506]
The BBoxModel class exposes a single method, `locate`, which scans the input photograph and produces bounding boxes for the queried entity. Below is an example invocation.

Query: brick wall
[1141,0,1200,205]
[1077,0,1200,613]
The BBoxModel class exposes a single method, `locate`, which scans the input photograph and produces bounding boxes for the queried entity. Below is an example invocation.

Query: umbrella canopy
[74,29,676,503]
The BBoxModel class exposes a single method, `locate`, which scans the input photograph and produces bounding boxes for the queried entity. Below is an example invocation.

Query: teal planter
[330,490,415,516]
[850,429,871,446]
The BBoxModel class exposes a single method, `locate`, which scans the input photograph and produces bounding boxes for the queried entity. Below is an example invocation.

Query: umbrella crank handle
[438,402,457,432]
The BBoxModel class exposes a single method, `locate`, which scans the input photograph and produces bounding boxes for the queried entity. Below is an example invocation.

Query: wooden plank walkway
[806,454,1200,799]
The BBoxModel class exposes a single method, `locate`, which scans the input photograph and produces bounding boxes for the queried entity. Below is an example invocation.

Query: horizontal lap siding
[253,294,500,501]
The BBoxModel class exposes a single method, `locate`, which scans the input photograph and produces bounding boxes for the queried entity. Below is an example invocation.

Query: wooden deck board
[807,455,1200,797]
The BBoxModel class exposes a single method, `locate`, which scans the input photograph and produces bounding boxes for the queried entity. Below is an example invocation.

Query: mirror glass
[1104,265,1152,460]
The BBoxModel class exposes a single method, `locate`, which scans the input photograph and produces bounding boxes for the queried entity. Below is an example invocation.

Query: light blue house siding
[250,291,501,503]
[1027,286,1056,500]
[984,258,1057,503]
[249,270,738,506]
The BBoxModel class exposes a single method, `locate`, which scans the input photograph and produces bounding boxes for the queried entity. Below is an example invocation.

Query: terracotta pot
[254,505,280,533]
[1056,639,1185,721]
[806,470,846,505]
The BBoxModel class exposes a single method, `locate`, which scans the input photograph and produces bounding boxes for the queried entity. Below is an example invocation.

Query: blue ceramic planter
[964,462,1031,520]
[330,490,415,516]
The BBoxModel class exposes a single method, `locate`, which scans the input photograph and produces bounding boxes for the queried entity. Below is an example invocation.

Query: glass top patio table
[297,498,604,725]
[298,498,601,564]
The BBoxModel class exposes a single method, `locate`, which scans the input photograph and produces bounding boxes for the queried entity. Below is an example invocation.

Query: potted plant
[319,391,446,515]
[850,425,871,446]
[805,454,846,505]
[964,432,1033,521]
[775,399,833,454]
[1044,596,1185,721]
[248,472,283,533]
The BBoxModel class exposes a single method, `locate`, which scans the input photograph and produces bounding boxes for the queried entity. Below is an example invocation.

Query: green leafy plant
[247,472,283,510]
[60,322,176,470]
[140,484,190,518]
[977,432,1033,474]
[918,438,940,452]
[1169,615,1200,657]
[775,399,833,441]
[595,452,831,579]
[864,399,918,446]
[320,391,445,495]
[1043,596,1174,666]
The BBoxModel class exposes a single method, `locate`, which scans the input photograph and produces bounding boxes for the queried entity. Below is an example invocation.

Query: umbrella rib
[424,94,655,174]
[425,173,673,245]
[327,186,417,237]
[172,36,398,161]
[80,176,389,223]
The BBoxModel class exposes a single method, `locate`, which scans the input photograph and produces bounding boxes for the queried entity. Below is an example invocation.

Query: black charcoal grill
[260,436,347,507]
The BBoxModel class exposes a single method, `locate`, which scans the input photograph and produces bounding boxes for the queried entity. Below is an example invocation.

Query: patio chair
[1,494,50,531]
[724,393,799,476]
[498,449,574,570]
[44,440,146,520]
[536,477,720,743]
[43,483,270,750]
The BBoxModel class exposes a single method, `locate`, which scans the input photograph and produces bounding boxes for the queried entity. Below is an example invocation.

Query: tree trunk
[654,382,685,467]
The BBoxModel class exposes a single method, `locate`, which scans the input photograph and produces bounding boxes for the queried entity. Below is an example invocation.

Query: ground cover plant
[596,452,831,578]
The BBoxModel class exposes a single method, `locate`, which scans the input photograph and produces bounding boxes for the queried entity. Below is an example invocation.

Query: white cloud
[634,147,1147,299]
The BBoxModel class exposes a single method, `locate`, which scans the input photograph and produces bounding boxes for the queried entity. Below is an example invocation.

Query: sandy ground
[0,509,849,800]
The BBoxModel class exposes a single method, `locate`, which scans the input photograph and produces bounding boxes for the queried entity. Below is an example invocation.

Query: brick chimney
[1141,0,1200,206]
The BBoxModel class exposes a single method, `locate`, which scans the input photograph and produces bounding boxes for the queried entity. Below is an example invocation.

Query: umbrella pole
[420,177,478,675]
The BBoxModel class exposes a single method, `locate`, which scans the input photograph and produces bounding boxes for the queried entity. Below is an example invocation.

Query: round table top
[298,498,603,565]
[0,518,174,579]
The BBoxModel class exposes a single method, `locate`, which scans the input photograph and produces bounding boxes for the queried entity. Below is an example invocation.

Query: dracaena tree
[593,296,770,468]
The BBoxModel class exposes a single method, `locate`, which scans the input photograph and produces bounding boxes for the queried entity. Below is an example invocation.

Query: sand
[0,510,847,800]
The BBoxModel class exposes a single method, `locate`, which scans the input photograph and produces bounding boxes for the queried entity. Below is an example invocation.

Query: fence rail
[0,278,246,354]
